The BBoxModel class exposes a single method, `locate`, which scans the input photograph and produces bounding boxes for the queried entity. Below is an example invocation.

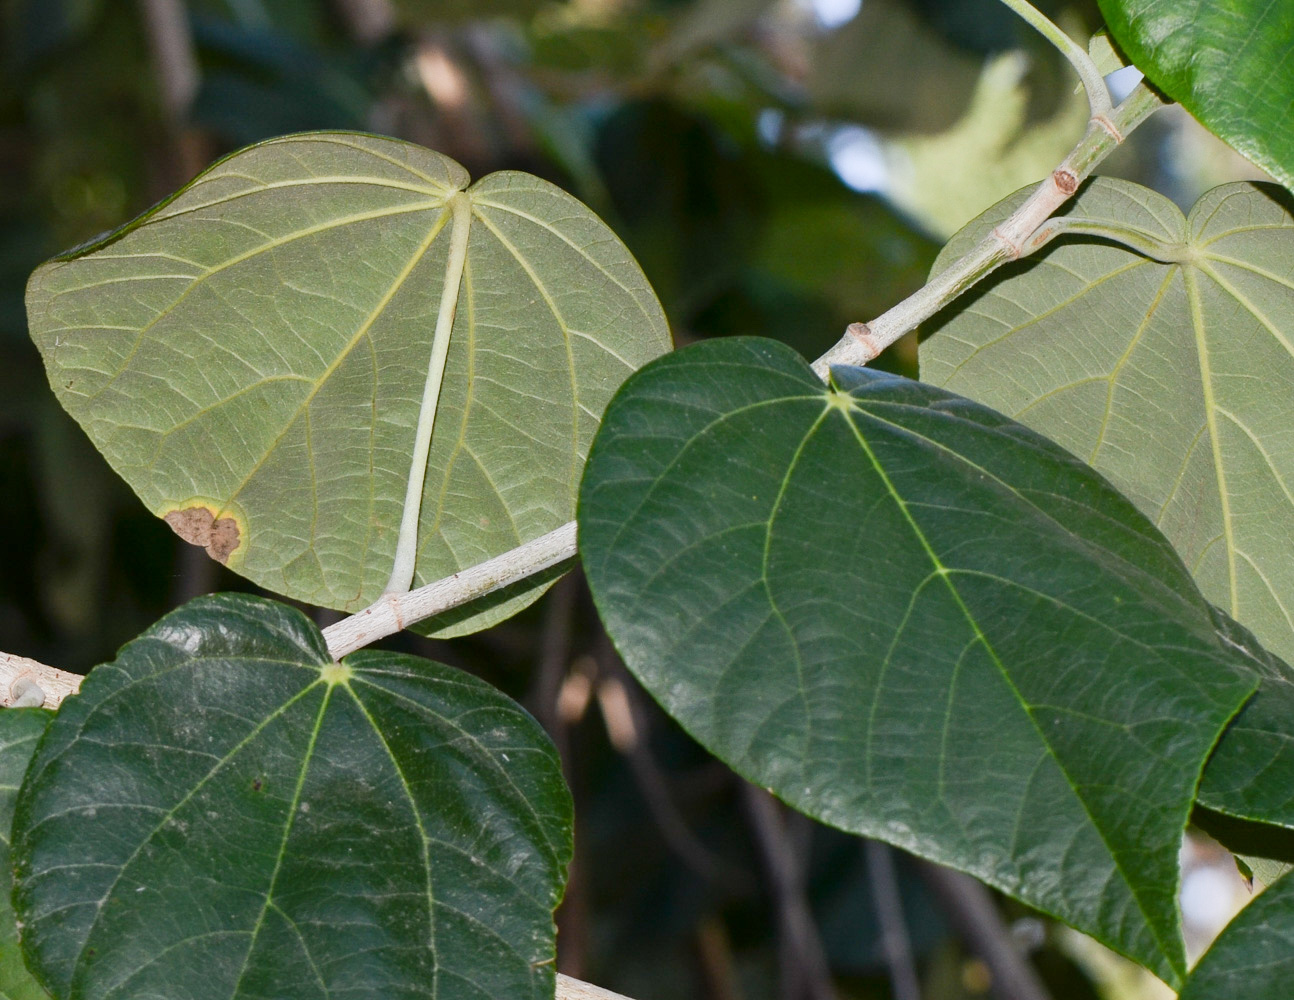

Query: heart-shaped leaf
[0,709,51,1000]
[578,336,1257,986]
[1097,0,1294,191]
[27,132,670,635]
[11,594,572,1000]
[922,179,1294,667]
[1178,872,1294,1000]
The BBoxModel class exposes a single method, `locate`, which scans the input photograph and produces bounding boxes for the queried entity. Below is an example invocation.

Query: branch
[742,785,837,1000]
[557,975,636,1000]
[864,841,922,1000]
[919,862,1054,1000]
[0,652,81,709]
[136,0,200,125]
[810,80,1167,379]
[324,521,578,658]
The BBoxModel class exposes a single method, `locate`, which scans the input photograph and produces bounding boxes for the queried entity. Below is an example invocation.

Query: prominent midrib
[834,405,1180,972]
[214,202,458,527]
[1184,266,1239,617]
[61,677,326,994]
[385,191,473,596]
[226,685,334,1000]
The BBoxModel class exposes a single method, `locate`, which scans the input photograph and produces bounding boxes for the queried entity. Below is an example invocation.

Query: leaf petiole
[994,0,1112,117]
[384,189,474,596]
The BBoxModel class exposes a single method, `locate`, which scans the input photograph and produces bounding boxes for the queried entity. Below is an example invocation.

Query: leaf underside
[26,132,670,635]
[11,594,572,1000]
[1097,0,1294,192]
[578,336,1257,987]
[920,178,1294,830]
[0,710,52,1000]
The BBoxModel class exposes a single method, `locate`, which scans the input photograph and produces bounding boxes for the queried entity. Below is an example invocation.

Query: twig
[136,0,200,124]
[994,0,1110,117]
[26,70,1165,678]
[529,572,580,753]
[742,785,836,1000]
[0,652,80,709]
[557,976,636,1000]
[325,521,578,658]
[864,840,922,1000]
[810,80,1167,379]
[594,639,737,883]
[919,862,1053,1000]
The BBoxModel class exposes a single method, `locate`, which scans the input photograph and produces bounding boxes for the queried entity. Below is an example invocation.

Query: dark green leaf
[1178,873,1294,999]
[1196,608,1294,828]
[12,594,571,1000]
[1096,0,1294,191]
[578,336,1257,986]
[0,709,52,1000]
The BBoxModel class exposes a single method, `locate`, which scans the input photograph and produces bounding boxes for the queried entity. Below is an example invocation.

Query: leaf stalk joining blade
[385,189,473,595]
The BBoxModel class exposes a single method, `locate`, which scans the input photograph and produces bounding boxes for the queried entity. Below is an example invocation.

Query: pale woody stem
[994,0,1111,118]
[809,80,1165,380]
[326,521,577,658]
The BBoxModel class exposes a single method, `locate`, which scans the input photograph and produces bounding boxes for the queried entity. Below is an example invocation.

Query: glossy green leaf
[1194,607,1294,829]
[11,593,572,1000]
[0,710,51,1000]
[922,179,1294,667]
[1097,0,1294,191]
[578,336,1257,986]
[1178,873,1294,999]
[26,132,670,635]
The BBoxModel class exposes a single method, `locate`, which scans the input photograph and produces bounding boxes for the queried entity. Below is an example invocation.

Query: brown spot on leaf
[164,507,242,565]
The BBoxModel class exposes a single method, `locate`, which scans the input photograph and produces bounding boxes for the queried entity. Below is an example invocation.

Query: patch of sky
[797,0,863,32]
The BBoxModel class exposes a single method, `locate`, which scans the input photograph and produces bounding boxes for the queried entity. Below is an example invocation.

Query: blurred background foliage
[0,1,1269,998]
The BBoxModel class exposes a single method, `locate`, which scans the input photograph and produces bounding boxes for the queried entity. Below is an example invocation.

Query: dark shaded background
[0,2,1253,997]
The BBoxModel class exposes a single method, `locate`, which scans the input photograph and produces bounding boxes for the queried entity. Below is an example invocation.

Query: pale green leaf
[11,593,572,1000]
[922,179,1294,667]
[26,132,670,635]
[579,336,1258,986]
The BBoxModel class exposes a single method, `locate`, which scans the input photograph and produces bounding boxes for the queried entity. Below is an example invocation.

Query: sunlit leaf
[579,336,1257,986]
[1097,0,1294,191]
[27,132,670,635]
[11,593,572,1000]
[0,709,51,1000]
[1178,873,1294,999]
